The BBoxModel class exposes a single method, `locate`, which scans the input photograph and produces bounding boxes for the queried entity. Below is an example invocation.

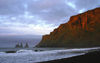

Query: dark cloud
[75,0,100,9]
[0,0,99,35]
[0,0,25,15]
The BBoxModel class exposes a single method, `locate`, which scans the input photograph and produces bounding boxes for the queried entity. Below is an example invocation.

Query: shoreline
[39,50,100,63]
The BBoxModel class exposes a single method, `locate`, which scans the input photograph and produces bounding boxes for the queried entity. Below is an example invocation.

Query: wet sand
[39,50,100,63]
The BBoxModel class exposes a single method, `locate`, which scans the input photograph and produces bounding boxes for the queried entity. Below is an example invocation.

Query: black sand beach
[39,50,100,63]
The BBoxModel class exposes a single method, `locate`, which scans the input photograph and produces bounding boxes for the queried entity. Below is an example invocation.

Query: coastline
[39,50,100,63]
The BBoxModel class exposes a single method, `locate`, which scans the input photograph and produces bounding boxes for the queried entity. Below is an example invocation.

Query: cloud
[0,0,100,35]
[0,23,57,36]
[67,2,76,9]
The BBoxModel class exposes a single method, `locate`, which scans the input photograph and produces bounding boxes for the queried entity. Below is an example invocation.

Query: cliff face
[36,7,100,48]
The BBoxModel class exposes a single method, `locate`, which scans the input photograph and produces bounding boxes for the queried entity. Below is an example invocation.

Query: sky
[0,0,100,36]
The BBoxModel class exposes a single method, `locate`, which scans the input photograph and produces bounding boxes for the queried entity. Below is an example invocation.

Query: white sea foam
[0,47,99,63]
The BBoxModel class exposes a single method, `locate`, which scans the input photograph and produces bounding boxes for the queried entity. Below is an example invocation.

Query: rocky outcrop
[25,43,29,48]
[36,7,100,48]
[15,43,23,48]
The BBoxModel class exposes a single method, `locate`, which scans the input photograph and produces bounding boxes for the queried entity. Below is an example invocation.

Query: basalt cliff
[36,7,100,48]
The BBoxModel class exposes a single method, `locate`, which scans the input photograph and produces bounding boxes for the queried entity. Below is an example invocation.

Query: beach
[40,49,100,63]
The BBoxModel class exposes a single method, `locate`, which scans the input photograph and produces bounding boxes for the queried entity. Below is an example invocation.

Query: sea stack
[15,43,23,48]
[15,43,20,48]
[25,43,29,48]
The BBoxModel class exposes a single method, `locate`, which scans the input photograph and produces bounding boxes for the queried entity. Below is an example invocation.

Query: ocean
[0,36,100,63]
[0,47,100,63]
[0,35,41,48]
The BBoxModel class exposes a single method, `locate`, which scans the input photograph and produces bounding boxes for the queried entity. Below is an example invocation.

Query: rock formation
[36,7,100,48]
[24,43,29,48]
[15,43,20,48]
[15,43,23,48]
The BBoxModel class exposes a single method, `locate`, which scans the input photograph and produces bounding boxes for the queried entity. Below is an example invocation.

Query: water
[0,48,66,52]
[0,35,41,48]
[0,47,99,63]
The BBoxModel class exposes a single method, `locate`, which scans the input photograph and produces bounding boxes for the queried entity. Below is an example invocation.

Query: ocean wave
[0,47,99,63]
